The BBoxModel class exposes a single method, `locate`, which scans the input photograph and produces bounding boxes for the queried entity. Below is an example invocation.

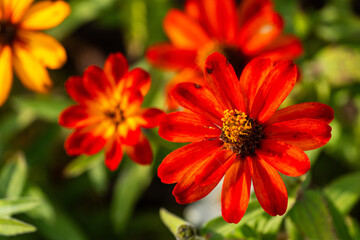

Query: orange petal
[103,52,128,86]
[164,9,210,49]
[257,35,303,61]
[19,1,70,30]
[237,8,283,55]
[251,60,297,123]
[158,111,221,142]
[65,128,107,156]
[256,140,310,177]
[146,43,197,70]
[105,137,123,171]
[1,0,34,23]
[251,155,288,216]
[265,102,334,126]
[204,52,246,111]
[239,57,273,113]
[17,30,66,69]
[125,132,153,165]
[264,119,332,151]
[197,0,238,42]
[171,82,225,126]
[173,149,234,204]
[238,0,272,27]
[0,45,13,106]
[158,140,223,184]
[221,156,251,223]
[13,44,52,93]
[138,108,165,128]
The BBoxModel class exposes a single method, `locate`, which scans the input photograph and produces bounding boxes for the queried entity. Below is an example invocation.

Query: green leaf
[201,201,263,240]
[0,217,36,236]
[159,208,189,237]
[12,95,72,123]
[0,152,27,198]
[288,190,351,240]
[63,152,104,178]
[285,218,303,240]
[111,161,152,234]
[347,217,360,240]
[25,186,88,240]
[88,162,108,194]
[0,198,40,217]
[324,172,360,214]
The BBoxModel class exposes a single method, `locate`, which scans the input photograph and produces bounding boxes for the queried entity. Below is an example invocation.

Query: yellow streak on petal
[0,45,13,106]
[13,43,52,93]
[17,30,66,69]
[19,1,70,30]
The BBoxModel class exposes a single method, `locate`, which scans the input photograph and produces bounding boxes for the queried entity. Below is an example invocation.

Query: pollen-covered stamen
[221,109,263,156]
[104,103,125,126]
[0,21,17,45]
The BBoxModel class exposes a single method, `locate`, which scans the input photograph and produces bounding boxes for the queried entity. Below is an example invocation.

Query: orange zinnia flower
[0,0,70,106]
[158,52,333,223]
[59,53,165,171]
[146,0,302,109]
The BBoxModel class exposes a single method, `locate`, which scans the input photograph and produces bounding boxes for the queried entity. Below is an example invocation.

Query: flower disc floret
[0,21,17,45]
[221,109,263,156]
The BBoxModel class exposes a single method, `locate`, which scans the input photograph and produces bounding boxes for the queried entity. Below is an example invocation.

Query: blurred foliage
[0,0,360,239]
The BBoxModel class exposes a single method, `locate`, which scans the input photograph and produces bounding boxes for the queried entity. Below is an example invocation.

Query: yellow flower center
[221,109,263,156]
[104,103,125,126]
[0,21,17,45]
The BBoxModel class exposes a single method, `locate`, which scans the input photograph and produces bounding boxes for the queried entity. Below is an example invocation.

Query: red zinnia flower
[158,52,333,223]
[59,53,165,171]
[146,0,302,109]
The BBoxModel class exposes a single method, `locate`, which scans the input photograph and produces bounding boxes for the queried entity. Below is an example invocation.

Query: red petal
[146,43,197,70]
[239,57,273,113]
[265,102,334,126]
[139,108,165,128]
[65,130,106,156]
[164,9,210,49]
[104,137,123,171]
[120,127,141,146]
[251,155,288,216]
[264,119,332,151]
[173,149,235,204]
[124,68,151,97]
[185,0,201,21]
[251,60,297,123]
[166,69,205,110]
[158,140,223,184]
[171,82,225,126]
[103,52,128,85]
[221,156,251,223]
[83,66,111,98]
[256,140,310,177]
[158,112,221,142]
[59,105,91,128]
[125,133,152,165]
[238,0,272,27]
[204,52,245,111]
[65,76,92,104]
[257,35,303,61]
[197,0,238,41]
[237,9,283,55]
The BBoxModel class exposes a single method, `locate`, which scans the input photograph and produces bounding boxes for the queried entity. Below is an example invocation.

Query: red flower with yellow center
[146,0,302,109]
[0,0,70,106]
[59,53,165,171]
[158,52,333,223]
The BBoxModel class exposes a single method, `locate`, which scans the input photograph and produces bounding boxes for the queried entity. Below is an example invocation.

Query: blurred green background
[1,0,360,239]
